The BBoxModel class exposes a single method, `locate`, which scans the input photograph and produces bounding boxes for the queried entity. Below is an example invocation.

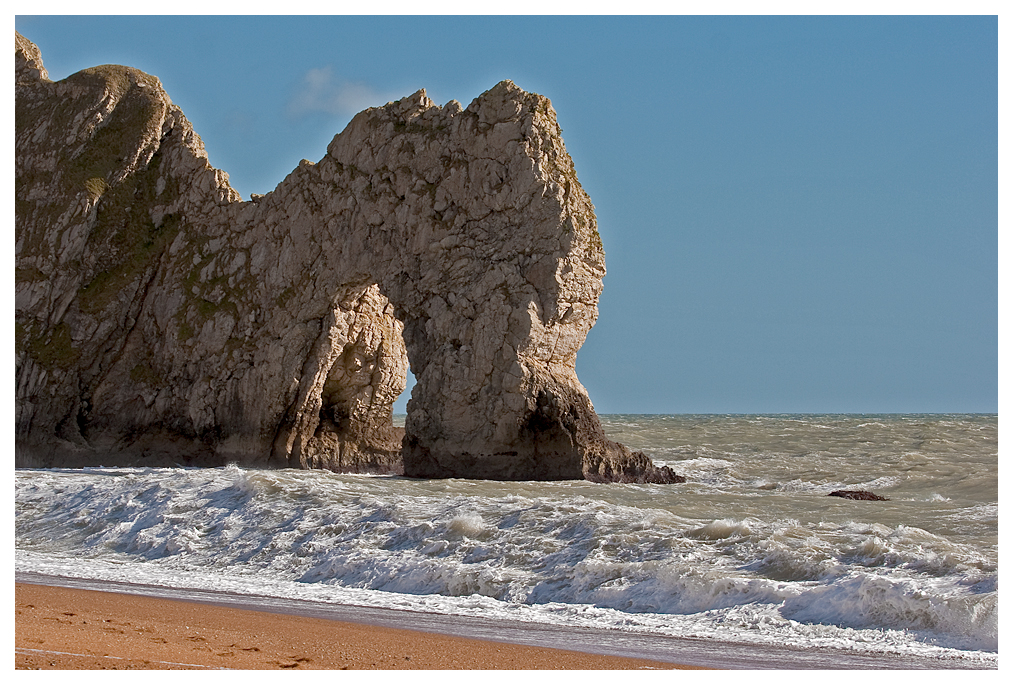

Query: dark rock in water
[828,490,889,501]
[652,467,687,485]
[583,446,686,484]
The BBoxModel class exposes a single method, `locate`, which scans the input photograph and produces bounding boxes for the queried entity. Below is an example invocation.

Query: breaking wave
[16,456,997,660]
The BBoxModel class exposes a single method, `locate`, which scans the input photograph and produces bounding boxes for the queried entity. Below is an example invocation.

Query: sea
[14,414,998,669]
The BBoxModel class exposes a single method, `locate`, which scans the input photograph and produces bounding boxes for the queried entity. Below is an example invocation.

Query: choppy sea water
[15,414,997,667]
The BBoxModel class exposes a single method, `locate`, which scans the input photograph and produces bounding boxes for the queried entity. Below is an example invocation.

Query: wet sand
[15,582,702,670]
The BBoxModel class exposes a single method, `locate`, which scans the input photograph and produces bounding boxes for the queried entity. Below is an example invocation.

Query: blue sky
[14,13,998,413]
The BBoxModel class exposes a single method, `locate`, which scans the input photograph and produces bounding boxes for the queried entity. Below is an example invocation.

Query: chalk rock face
[14,33,679,483]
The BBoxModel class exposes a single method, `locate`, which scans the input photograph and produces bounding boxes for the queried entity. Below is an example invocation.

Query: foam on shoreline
[16,572,994,670]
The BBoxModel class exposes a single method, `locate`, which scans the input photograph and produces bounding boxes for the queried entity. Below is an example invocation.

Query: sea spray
[15,414,997,664]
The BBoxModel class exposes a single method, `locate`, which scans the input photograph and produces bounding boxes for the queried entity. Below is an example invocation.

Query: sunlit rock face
[14,32,680,483]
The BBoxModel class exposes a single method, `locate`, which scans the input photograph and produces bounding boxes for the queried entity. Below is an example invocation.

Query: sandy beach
[15,582,702,670]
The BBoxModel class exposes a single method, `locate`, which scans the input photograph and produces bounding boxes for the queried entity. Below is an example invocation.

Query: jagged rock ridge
[14,32,681,483]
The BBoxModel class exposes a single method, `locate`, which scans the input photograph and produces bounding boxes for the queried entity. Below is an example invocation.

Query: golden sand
[15,582,704,670]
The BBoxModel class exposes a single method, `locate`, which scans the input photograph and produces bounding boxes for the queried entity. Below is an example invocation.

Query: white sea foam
[15,415,998,665]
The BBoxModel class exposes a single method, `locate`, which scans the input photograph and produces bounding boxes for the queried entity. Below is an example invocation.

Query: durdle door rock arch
[15,33,680,483]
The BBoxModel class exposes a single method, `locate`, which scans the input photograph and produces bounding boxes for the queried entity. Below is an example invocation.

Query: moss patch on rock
[23,321,80,371]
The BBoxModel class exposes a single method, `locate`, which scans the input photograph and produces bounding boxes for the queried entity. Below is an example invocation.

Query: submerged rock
[828,490,890,501]
[14,32,678,483]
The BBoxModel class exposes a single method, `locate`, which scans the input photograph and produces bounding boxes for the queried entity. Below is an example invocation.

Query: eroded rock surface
[15,32,679,483]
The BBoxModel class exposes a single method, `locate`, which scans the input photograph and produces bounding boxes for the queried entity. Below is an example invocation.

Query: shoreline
[15,573,994,670]
[15,582,699,670]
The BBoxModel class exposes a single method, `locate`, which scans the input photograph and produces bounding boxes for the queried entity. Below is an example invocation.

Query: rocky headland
[14,32,680,483]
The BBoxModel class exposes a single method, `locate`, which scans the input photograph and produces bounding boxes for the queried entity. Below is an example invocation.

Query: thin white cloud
[287,66,391,117]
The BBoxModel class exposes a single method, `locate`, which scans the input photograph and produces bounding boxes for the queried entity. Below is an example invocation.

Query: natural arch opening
[392,371,416,423]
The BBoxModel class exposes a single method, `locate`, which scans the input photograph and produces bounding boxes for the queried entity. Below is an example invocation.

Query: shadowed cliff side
[14,32,681,483]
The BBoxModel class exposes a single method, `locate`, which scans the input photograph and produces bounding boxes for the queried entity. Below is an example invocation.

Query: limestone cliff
[14,32,681,483]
